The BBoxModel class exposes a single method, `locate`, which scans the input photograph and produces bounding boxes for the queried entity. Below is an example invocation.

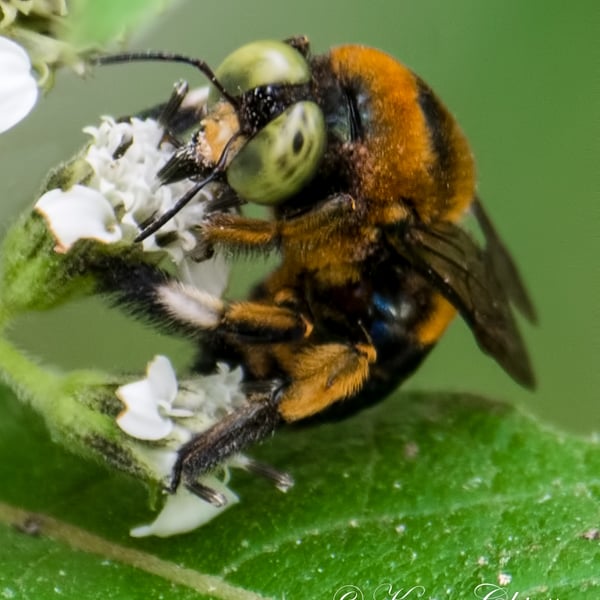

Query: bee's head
[95,39,327,239]
[202,39,326,206]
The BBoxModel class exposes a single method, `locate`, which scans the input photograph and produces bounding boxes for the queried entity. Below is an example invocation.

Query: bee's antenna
[134,132,241,242]
[93,52,240,110]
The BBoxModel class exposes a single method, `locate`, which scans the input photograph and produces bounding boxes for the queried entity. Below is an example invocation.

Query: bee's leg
[170,341,376,502]
[156,280,311,342]
[135,79,206,141]
[169,380,285,503]
[155,79,189,136]
[93,258,310,343]
[193,214,278,258]
[198,193,358,256]
[276,341,378,421]
[238,456,295,492]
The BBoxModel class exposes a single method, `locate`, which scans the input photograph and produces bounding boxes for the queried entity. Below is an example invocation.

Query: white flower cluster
[116,355,249,537]
[34,114,229,293]
[2,4,267,539]
[82,117,203,254]
[31,109,251,536]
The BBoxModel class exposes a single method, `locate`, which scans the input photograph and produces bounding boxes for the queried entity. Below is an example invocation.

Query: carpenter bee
[96,37,535,505]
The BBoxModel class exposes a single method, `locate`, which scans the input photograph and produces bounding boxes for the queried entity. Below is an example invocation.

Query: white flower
[116,355,248,536]
[34,111,230,293]
[130,477,239,538]
[0,36,38,133]
[116,355,193,441]
[81,116,213,257]
[35,185,122,252]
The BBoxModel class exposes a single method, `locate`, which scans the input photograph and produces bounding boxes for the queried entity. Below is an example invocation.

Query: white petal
[116,379,173,440]
[130,477,238,537]
[35,185,122,252]
[115,355,188,440]
[146,355,178,404]
[178,253,231,296]
[133,446,178,480]
[180,365,244,410]
[0,37,38,133]
[163,406,195,418]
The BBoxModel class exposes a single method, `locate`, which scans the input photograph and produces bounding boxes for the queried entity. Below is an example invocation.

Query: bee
[96,37,536,505]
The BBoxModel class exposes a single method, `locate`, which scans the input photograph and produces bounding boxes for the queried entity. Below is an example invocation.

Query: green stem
[0,335,116,450]
[0,334,163,487]
[0,336,63,407]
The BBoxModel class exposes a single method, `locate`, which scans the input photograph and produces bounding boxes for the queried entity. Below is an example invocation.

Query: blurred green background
[0,0,597,433]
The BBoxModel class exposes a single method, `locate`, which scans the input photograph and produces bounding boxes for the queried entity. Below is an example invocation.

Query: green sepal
[0,207,148,326]
[0,146,154,326]
[0,335,163,488]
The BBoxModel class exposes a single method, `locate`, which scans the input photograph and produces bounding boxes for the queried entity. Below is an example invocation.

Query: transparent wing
[388,215,536,388]
[471,197,537,323]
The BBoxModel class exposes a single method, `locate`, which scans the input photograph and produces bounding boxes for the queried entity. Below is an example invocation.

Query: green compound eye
[227,101,326,205]
[209,40,311,102]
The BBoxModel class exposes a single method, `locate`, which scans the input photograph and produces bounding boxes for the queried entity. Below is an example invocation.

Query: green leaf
[65,0,181,48]
[1,384,598,599]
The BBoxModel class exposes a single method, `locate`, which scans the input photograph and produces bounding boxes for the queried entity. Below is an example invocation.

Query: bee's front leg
[195,192,358,257]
